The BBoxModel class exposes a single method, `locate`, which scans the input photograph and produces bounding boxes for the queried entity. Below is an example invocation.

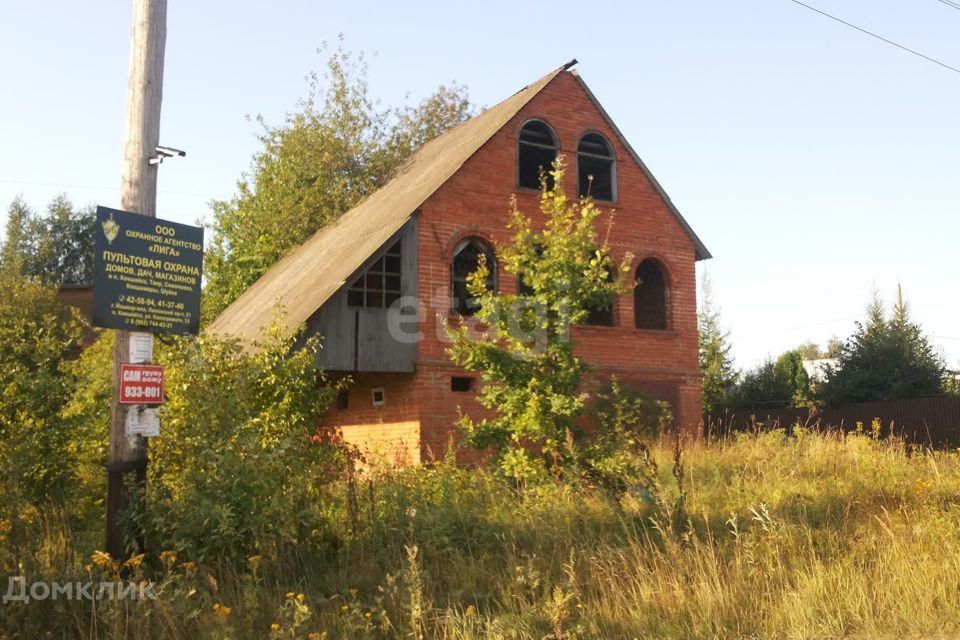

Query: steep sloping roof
[208,63,572,342]
[210,61,711,343]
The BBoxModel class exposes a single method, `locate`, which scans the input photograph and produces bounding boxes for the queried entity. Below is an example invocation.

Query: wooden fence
[707,395,960,448]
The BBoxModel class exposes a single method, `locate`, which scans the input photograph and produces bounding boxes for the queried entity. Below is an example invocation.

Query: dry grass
[4,427,960,639]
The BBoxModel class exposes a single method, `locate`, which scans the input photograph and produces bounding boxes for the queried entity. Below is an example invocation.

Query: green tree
[697,271,737,414]
[819,288,946,405]
[447,160,630,480]
[1,197,30,276]
[773,349,811,407]
[203,40,472,321]
[728,358,791,410]
[946,371,960,395]
[0,276,86,508]
[0,195,95,285]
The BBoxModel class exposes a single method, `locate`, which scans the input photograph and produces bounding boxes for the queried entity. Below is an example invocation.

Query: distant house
[210,61,710,463]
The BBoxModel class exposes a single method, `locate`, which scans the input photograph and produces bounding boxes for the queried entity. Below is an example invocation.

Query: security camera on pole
[101,0,168,560]
[99,1,202,559]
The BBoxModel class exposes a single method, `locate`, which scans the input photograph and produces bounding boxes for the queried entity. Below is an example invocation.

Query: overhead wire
[787,0,960,75]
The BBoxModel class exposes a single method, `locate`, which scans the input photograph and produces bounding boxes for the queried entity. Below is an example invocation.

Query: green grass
[4,427,960,639]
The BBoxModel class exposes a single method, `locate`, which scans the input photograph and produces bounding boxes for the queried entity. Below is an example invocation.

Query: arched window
[577,133,615,201]
[634,259,668,330]
[518,120,558,190]
[451,237,496,316]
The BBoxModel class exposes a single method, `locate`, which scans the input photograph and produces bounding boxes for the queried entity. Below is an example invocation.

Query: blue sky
[1,0,957,370]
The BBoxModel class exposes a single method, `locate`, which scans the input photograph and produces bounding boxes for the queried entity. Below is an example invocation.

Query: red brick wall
[414,72,702,448]
[324,71,704,459]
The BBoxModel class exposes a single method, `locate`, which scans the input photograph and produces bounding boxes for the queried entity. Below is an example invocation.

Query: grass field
[4,426,960,639]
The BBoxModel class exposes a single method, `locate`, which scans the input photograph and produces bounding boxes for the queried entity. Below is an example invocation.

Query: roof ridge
[209,63,569,342]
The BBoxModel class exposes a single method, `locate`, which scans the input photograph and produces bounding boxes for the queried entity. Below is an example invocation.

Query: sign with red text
[119,364,165,405]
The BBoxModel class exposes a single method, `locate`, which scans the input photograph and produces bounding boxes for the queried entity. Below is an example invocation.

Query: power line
[934,0,960,12]
[788,0,960,76]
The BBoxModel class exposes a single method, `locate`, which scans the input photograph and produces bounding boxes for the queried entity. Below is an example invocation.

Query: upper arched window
[634,259,669,330]
[518,120,559,190]
[577,133,615,201]
[451,237,496,316]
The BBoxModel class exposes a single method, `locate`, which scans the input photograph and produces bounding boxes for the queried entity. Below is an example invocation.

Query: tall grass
[4,427,960,638]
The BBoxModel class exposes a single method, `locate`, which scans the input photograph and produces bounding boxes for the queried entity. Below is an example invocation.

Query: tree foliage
[697,271,737,414]
[819,290,946,405]
[447,161,631,480]
[0,276,87,506]
[203,40,472,321]
[1,195,95,285]
[136,326,345,560]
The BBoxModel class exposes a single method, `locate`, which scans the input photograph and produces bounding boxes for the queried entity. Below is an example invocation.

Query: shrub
[138,325,346,561]
[0,276,86,505]
[581,378,672,497]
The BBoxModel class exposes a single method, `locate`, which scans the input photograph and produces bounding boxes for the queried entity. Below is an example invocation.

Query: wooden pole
[106,0,167,559]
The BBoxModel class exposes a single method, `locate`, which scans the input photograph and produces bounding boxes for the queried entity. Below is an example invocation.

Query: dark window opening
[336,389,349,410]
[585,303,614,326]
[452,237,496,316]
[518,120,558,190]
[634,259,668,330]
[371,387,385,407]
[348,240,402,308]
[583,264,615,326]
[451,376,474,392]
[577,133,615,201]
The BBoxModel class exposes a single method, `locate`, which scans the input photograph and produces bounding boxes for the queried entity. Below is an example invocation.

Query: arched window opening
[577,133,615,201]
[518,120,559,190]
[347,240,402,308]
[451,237,496,316]
[634,259,668,330]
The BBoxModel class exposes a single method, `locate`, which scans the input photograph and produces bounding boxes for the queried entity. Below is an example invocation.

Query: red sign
[119,364,165,404]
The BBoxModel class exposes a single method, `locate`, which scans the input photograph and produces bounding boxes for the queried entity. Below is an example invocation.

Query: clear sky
[1,0,957,371]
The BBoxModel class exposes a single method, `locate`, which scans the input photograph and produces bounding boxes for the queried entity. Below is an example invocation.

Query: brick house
[210,61,710,464]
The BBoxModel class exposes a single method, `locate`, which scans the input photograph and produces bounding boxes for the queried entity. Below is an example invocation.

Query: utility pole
[106,0,167,559]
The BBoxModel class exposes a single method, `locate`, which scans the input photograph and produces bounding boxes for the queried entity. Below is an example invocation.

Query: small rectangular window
[371,387,385,407]
[451,376,474,392]
[336,389,349,410]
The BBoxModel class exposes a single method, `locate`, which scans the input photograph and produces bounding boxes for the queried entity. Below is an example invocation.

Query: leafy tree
[0,195,95,285]
[1,198,30,276]
[203,40,472,321]
[728,358,791,410]
[0,276,86,508]
[819,289,946,405]
[793,340,823,360]
[946,372,960,395]
[697,271,737,414]
[447,160,631,480]
[773,349,811,407]
[728,349,811,410]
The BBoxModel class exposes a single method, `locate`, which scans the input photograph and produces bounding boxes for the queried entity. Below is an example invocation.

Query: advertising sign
[119,364,165,405]
[93,206,203,335]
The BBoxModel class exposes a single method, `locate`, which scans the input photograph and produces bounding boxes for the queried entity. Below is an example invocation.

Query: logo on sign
[119,364,165,405]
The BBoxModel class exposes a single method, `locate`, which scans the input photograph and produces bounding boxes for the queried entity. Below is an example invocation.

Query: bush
[138,325,346,561]
[581,378,672,497]
[0,276,86,505]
